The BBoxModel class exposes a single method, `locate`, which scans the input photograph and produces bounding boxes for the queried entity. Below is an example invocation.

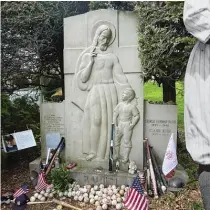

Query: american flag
[13,184,29,198]
[124,175,149,210]
[35,172,52,192]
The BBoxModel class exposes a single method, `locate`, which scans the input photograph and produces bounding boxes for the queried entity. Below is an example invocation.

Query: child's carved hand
[129,123,134,130]
[115,126,119,133]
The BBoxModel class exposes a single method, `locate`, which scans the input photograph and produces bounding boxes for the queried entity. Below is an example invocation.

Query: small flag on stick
[13,184,29,198]
[162,133,178,179]
[35,172,52,192]
[124,175,149,210]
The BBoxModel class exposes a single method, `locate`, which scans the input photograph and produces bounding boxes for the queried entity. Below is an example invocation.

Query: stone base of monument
[29,157,41,186]
[70,167,136,186]
[77,158,130,172]
[77,158,109,170]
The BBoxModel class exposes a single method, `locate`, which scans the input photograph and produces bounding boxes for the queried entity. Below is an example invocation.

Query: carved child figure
[113,88,140,163]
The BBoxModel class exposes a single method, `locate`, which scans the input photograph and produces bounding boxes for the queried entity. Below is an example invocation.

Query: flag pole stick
[27,201,53,205]
[53,199,82,210]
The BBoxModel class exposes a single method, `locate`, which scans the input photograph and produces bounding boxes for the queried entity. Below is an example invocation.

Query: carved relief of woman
[76,23,130,161]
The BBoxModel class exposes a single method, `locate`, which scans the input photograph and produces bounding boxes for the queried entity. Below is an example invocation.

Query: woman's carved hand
[90,51,97,63]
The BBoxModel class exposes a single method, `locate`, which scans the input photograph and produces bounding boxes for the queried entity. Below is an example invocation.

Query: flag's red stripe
[124,188,135,207]
[35,173,52,192]
[133,193,142,210]
[125,188,136,207]
[127,190,138,210]
[123,177,149,210]
[124,189,131,205]
[142,198,149,210]
[14,189,24,198]
[139,196,147,210]
[126,189,138,210]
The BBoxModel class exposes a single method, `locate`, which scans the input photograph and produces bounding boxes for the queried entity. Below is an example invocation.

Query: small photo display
[2,130,36,153]
[2,134,18,153]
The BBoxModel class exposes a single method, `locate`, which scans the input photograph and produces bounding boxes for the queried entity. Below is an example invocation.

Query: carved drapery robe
[76,47,130,160]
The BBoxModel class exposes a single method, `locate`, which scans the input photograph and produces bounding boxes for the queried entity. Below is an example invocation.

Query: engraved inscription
[145,119,176,136]
[83,174,104,185]
[44,114,64,135]
[105,176,117,186]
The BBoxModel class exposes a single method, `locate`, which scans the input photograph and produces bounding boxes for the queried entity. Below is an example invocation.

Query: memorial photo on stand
[1,130,37,153]
[3,134,18,152]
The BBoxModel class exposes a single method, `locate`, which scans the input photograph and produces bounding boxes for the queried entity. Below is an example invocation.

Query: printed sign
[46,132,61,150]
[12,130,36,150]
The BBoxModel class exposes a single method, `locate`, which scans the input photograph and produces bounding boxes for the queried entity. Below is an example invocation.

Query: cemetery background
[1,1,203,210]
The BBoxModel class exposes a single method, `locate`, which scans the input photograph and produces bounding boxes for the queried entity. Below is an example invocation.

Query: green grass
[190,201,204,210]
[144,81,184,130]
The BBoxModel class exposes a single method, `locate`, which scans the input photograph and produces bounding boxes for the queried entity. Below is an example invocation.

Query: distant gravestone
[144,101,178,162]
[40,102,65,158]
[64,9,144,170]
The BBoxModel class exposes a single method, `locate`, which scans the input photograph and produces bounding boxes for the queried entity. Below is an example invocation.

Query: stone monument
[64,9,144,170]
[40,102,65,157]
[144,101,178,162]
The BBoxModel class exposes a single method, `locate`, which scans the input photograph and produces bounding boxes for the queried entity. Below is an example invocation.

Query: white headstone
[40,102,65,157]
[144,101,178,162]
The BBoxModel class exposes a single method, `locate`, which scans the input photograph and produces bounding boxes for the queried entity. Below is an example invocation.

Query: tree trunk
[162,77,176,103]
[55,32,65,100]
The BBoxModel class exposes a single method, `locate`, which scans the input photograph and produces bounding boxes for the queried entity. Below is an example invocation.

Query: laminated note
[13,130,36,150]
[46,132,61,150]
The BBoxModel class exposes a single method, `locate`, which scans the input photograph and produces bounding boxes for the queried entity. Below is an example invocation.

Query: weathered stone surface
[167,164,189,192]
[64,9,144,170]
[29,157,40,186]
[70,167,136,186]
[40,102,65,158]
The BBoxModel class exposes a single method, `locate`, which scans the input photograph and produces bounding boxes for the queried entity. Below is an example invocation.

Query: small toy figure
[116,161,120,172]
[113,88,140,163]
[66,162,77,169]
[128,161,137,174]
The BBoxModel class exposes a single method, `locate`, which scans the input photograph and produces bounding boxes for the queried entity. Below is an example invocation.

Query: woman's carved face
[98,30,111,51]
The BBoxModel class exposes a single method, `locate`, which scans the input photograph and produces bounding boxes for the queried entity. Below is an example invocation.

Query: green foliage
[144,81,184,129]
[1,1,89,94]
[1,93,40,139]
[90,1,193,102]
[48,164,74,192]
[176,82,184,129]
[190,201,204,210]
[89,1,136,11]
[177,139,198,182]
[135,2,195,83]
[144,81,163,102]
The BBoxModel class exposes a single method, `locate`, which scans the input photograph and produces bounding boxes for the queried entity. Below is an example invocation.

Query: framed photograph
[1,130,36,153]
[2,134,18,153]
